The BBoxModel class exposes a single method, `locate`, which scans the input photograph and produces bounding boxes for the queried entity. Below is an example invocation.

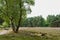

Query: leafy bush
[2,22,9,28]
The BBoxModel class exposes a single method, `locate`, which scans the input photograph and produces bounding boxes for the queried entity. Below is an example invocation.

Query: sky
[27,0,60,19]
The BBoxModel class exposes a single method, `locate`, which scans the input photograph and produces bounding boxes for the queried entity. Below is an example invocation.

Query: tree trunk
[15,13,22,33]
[15,0,23,33]
[11,22,16,32]
[15,26,19,33]
[10,16,16,33]
[9,0,23,33]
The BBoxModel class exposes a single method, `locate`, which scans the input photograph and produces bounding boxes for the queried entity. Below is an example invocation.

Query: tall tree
[0,0,34,33]
[47,15,56,26]
[23,16,45,27]
[50,15,60,27]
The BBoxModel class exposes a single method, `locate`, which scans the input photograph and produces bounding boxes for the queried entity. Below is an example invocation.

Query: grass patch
[0,27,60,40]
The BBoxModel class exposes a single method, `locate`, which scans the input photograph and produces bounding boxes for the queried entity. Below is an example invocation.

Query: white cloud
[27,0,60,19]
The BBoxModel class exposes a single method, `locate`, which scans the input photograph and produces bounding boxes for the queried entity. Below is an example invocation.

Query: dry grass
[19,27,60,35]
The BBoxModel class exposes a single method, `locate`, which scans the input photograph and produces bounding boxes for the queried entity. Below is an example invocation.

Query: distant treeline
[21,14,60,27]
[0,14,60,27]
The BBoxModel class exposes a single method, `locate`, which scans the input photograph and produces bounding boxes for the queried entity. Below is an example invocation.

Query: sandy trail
[0,29,11,35]
[0,30,8,35]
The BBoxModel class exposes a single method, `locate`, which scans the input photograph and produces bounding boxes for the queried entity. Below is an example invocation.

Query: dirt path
[0,29,11,35]
[0,30,8,35]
